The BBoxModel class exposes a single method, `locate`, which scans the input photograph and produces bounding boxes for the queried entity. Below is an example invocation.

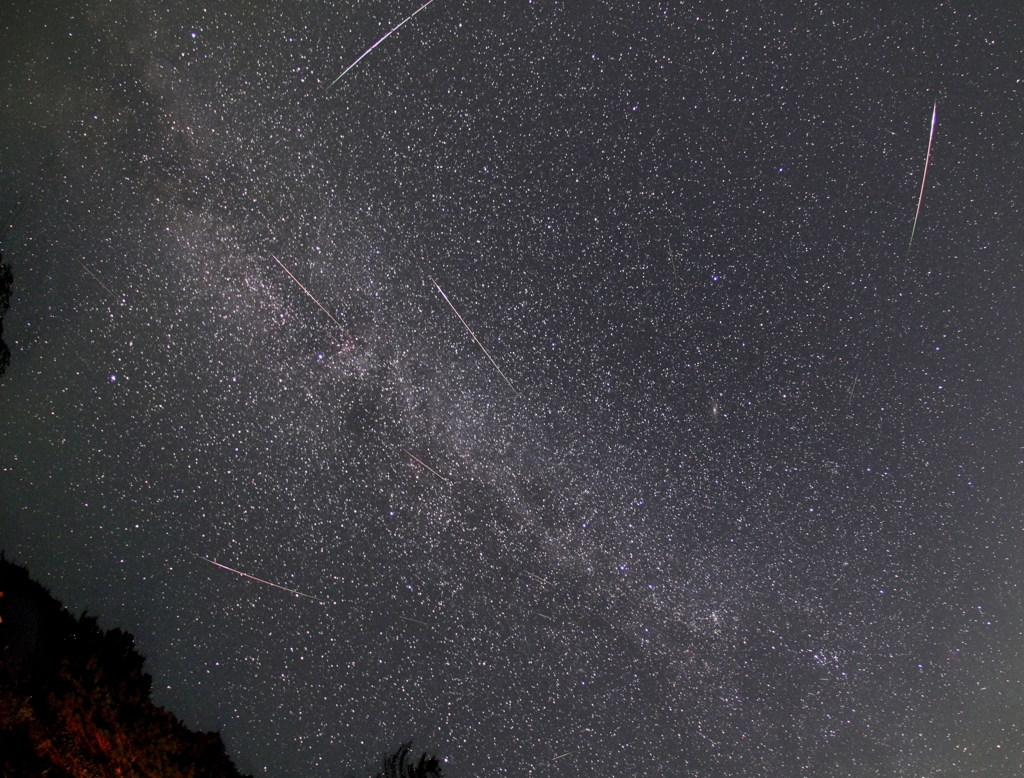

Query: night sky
[2,1,1023,776]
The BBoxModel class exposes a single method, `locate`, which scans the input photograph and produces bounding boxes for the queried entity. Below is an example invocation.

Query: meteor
[270,254,344,331]
[75,257,117,298]
[527,572,552,586]
[196,555,328,605]
[907,102,937,257]
[430,277,515,391]
[328,0,441,89]
[402,448,450,482]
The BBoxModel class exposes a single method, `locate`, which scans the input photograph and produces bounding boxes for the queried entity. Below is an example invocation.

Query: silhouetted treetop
[368,741,444,778]
[0,554,252,778]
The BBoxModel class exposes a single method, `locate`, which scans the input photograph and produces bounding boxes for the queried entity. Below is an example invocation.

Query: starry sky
[1,1,1023,775]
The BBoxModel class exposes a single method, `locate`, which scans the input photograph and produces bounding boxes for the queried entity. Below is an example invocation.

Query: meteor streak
[402,448,449,482]
[907,102,937,257]
[430,277,515,391]
[196,555,327,605]
[552,753,572,761]
[400,615,429,626]
[75,257,117,298]
[270,254,344,331]
[328,0,441,89]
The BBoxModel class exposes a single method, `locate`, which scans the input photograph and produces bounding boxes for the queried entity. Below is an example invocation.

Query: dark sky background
[2,1,1023,775]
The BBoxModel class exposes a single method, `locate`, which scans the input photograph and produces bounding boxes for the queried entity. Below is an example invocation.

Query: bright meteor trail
[430,277,515,391]
[196,555,328,605]
[270,254,344,332]
[907,102,937,257]
[327,0,441,89]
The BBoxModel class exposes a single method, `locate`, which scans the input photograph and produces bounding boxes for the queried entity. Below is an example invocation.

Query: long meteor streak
[328,0,441,89]
[907,102,937,256]
[270,254,344,331]
[430,277,515,391]
[402,449,450,482]
[75,257,117,298]
[196,555,327,605]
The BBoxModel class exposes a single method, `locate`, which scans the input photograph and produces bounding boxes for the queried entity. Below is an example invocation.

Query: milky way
[2,2,1023,776]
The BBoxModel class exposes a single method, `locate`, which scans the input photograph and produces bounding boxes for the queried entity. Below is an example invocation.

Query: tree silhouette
[0,555,252,777]
[0,196,23,378]
[1,556,450,778]
[368,741,444,778]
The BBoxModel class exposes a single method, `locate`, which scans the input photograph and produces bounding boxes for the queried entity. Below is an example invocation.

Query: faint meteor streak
[907,102,937,257]
[328,0,441,89]
[402,448,449,482]
[75,257,117,298]
[400,615,429,626]
[527,572,552,586]
[551,752,572,761]
[430,277,515,391]
[270,254,344,331]
[196,555,327,605]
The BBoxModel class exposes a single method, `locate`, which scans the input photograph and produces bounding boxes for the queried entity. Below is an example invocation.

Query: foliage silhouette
[0,556,448,778]
[1,196,24,377]
[0,554,252,778]
[366,741,444,778]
